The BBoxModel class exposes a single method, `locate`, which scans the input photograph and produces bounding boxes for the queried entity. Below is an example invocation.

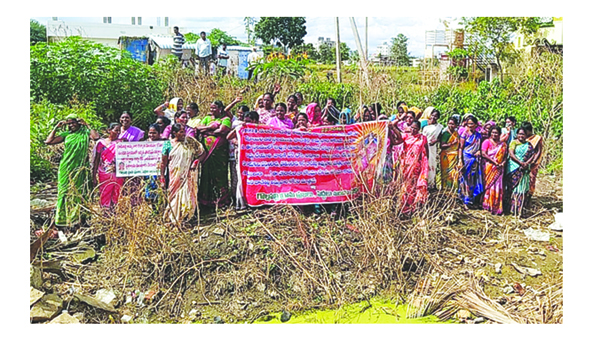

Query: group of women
[46,92,543,229]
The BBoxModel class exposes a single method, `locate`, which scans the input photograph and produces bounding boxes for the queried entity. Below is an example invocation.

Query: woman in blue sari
[458,115,484,208]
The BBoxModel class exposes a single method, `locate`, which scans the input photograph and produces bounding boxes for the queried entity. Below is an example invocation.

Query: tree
[461,17,541,81]
[254,17,307,52]
[244,17,257,45]
[30,19,46,45]
[390,33,411,66]
[208,28,243,47]
[318,43,335,64]
[290,43,318,60]
[339,42,350,61]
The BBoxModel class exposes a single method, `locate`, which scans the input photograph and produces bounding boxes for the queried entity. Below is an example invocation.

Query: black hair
[406,110,416,118]
[295,92,303,100]
[411,121,422,130]
[156,116,171,126]
[431,109,441,118]
[275,102,287,112]
[244,111,259,122]
[490,125,502,135]
[326,97,336,107]
[174,26,179,30]
[517,127,527,135]
[465,114,478,125]
[212,100,225,111]
[507,116,517,123]
[200,31,206,35]
[187,103,199,112]
[171,123,184,138]
[287,94,298,103]
[174,110,186,119]
[121,111,132,119]
[370,103,383,116]
[448,117,459,125]
[396,101,406,108]
[148,123,161,133]
[108,122,120,130]
[263,92,274,101]
[239,105,250,113]
[325,114,339,125]
[296,112,308,121]
[522,121,533,133]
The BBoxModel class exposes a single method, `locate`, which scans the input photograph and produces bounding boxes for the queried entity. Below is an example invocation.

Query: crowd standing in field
[43,86,544,232]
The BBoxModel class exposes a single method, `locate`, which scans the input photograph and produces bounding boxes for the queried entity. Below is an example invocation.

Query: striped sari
[163,137,205,223]
[440,129,459,190]
[458,131,484,206]
[482,139,507,215]
[507,140,534,216]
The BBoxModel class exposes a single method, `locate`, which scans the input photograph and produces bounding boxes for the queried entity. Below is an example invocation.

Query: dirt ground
[30,172,563,324]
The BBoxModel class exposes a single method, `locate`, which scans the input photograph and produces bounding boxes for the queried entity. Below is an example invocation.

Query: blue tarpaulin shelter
[118,37,149,63]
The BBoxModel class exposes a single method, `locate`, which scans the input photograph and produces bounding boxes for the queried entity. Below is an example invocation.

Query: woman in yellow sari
[439,116,460,190]
[160,124,206,224]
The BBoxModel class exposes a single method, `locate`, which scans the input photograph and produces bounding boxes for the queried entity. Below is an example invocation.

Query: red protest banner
[238,122,388,206]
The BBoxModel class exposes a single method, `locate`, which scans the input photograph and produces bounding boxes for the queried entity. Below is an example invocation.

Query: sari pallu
[458,131,484,206]
[55,127,91,227]
[163,137,205,223]
[507,141,534,216]
[440,129,459,190]
[94,139,125,208]
[198,116,231,207]
[395,133,429,213]
[482,140,507,215]
[423,123,444,188]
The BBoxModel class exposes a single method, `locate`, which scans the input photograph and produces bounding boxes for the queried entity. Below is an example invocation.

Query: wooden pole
[365,17,368,59]
[335,17,342,83]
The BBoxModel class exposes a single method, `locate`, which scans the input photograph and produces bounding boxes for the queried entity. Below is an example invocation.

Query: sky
[31,16,456,58]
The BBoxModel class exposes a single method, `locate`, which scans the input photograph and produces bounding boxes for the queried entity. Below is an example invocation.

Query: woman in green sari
[194,100,232,207]
[506,128,535,217]
[45,114,99,227]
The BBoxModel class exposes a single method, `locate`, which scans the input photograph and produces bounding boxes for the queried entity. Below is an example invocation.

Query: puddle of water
[254,298,454,324]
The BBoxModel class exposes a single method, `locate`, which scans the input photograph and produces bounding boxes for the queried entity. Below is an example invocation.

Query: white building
[317,37,335,48]
[374,41,391,57]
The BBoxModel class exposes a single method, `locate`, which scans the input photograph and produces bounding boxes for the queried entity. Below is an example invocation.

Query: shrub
[30,37,165,126]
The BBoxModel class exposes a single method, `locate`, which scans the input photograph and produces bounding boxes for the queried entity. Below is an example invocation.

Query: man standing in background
[247,47,260,81]
[217,43,229,77]
[195,31,212,75]
[172,26,185,62]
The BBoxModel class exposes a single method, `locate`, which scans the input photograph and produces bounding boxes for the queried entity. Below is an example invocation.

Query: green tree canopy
[318,43,335,64]
[208,28,243,47]
[390,33,411,66]
[290,43,318,60]
[461,17,541,81]
[30,19,46,45]
[254,17,307,51]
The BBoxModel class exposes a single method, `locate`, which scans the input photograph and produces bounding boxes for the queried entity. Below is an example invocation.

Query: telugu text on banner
[115,141,163,177]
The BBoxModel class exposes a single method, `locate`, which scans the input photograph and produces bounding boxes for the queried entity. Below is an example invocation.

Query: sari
[507,140,535,216]
[440,129,459,190]
[422,122,444,188]
[163,137,205,223]
[306,103,322,126]
[458,130,484,206]
[394,133,429,213]
[55,127,91,227]
[481,139,507,215]
[119,126,145,142]
[94,138,125,208]
[258,107,276,124]
[198,115,232,207]
[266,116,294,129]
[161,124,196,139]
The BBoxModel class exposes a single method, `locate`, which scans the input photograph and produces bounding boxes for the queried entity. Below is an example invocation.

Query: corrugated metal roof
[149,35,195,50]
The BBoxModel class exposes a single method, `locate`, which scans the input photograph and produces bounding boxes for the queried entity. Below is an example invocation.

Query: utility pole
[335,17,342,83]
[349,17,369,87]
[365,17,368,59]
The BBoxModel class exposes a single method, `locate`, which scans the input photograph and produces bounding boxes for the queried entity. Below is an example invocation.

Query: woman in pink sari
[390,120,429,213]
[266,103,294,129]
[118,111,145,142]
[305,102,322,127]
[481,126,508,215]
[92,123,124,209]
